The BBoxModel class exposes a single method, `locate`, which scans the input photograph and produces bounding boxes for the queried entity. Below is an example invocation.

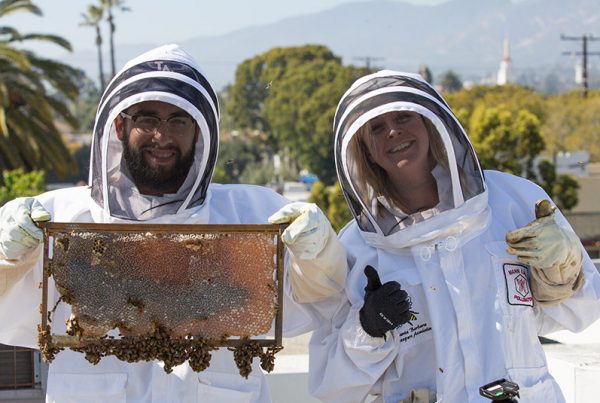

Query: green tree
[439,70,462,93]
[71,74,100,132]
[0,168,45,205]
[446,84,545,130]
[552,174,579,211]
[265,60,359,184]
[535,159,579,210]
[80,4,105,91]
[468,106,544,176]
[0,0,80,179]
[542,89,600,162]
[326,182,353,231]
[212,136,265,184]
[309,181,353,232]
[229,45,364,184]
[537,159,556,194]
[308,181,329,212]
[229,45,341,132]
[446,84,580,208]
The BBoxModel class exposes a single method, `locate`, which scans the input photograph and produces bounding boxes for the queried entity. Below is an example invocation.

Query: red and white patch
[503,263,533,306]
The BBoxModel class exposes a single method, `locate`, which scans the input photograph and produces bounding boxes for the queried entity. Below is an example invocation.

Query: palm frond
[0,0,41,18]
[19,33,72,51]
[0,43,30,68]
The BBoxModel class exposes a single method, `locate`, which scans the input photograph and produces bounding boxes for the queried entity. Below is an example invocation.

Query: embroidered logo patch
[503,263,533,306]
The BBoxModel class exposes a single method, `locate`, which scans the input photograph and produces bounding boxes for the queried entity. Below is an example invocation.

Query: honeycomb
[49,230,278,339]
[39,224,284,376]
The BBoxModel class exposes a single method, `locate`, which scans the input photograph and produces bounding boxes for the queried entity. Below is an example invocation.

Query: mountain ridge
[61,0,600,90]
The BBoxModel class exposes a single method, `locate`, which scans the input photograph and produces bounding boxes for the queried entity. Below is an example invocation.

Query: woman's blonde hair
[347,113,448,213]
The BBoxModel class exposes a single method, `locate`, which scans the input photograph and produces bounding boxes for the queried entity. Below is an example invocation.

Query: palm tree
[0,0,80,179]
[80,5,105,91]
[101,0,129,78]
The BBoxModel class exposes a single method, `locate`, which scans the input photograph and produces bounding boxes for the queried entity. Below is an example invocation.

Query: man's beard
[122,135,196,195]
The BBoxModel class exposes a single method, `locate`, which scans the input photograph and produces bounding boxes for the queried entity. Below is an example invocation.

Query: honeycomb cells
[50,230,279,340]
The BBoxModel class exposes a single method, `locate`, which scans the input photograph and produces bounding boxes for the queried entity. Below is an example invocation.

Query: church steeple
[497,38,512,85]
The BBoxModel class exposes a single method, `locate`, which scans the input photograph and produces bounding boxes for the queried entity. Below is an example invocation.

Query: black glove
[359,265,413,338]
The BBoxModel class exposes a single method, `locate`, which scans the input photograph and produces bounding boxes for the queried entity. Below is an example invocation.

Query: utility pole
[353,56,384,71]
[561,34,600,97]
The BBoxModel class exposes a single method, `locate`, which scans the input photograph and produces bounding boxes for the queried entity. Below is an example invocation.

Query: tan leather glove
[506,199,583,305]
[269,202,347,302]
[0,197,51,260]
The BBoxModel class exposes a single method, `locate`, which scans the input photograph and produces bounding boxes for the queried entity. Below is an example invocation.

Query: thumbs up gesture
[359,265,413,338]
[506,199,584,304]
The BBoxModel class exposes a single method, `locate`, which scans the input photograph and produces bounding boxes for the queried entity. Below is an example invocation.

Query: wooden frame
[39,222,285,353]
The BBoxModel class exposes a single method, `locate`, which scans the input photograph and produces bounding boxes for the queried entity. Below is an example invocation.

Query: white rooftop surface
[544,318,600,403]
[267,322,600,403]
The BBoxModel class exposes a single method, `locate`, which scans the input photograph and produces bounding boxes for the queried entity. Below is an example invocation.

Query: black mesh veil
[334,71,486,242]
[89,44,220,221]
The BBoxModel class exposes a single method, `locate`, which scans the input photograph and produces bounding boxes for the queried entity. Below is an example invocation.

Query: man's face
[115,101,199,195]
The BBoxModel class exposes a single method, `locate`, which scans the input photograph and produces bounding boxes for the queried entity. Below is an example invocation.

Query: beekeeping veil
[89,44,219,221]
[334,71,489,249]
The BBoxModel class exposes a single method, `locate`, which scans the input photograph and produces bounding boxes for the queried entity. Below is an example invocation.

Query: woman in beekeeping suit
[307,70,600,403]
[0,44,346,402]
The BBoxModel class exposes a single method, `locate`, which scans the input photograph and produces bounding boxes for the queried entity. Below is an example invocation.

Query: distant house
[282,181,312,203]
[564,162,600,260]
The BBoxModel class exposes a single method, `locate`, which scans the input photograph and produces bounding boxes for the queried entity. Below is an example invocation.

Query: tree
[309,181,353,232]
[552,174,579,211]
[101,0,129,78]
[80,4,105,91]
[439,70,462,93]
[536,159,579,211]
[446,84,545,128]
[536,159,556,194]
[212,136,264,184]
[0,168,45,206]
[469,106,545,176]
[71,73,100,132]
[418,64,433,84]
[542,89,600,162]
[326,182,353,231]
[229,45,364,184]
[0,0,80,179]
[264,59,359,184]
[447,84,581,209]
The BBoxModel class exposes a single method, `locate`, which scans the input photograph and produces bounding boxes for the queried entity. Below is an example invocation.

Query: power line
[353,56,384,70]
[561,33,600,97]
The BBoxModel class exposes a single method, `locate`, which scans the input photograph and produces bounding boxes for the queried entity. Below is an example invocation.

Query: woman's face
[363,111,431,181]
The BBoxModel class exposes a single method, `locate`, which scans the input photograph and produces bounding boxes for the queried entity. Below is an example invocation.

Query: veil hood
[89,44,220,221]
[334,70,489,249]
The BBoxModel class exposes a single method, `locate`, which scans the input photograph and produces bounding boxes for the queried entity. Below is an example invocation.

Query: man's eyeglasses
[120,112,195,136]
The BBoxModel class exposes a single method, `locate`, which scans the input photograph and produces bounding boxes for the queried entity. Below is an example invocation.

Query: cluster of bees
[229,341,282,378]
[40,228,283,377]
[38,324,282,377]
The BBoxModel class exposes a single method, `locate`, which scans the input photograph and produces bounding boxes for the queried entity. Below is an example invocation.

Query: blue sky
[4,0,448,56]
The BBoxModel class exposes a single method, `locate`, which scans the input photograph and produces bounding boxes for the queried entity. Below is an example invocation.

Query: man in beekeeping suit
[0,44,346,402]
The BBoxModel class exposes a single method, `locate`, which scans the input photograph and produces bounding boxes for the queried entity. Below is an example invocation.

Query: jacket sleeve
[528,200,600,334]
[307,295,400,402]
[0,248,44,348]
[486,171,600,336]
[536,249,600,336]
[287,224,348,303]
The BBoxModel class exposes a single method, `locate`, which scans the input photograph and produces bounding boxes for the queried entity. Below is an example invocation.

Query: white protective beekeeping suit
[307,71,600,403]
[0,44,321,403]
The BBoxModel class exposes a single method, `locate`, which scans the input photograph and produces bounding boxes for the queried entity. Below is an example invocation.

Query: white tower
[497,38,512,85]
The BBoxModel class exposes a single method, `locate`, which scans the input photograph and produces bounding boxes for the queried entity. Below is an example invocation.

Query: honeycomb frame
[38,222,285,374]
